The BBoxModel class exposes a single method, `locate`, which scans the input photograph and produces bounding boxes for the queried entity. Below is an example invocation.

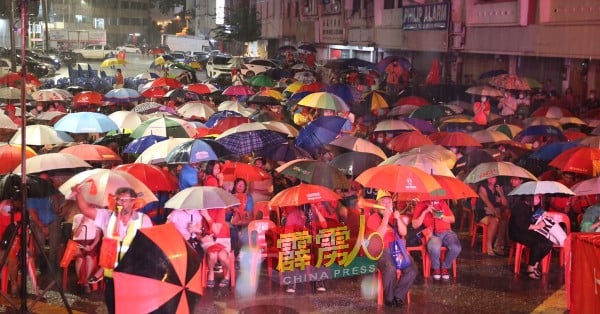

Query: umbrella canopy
[389,104,420,116]
[531,106,574,119]
[141,87,168,99]
[108,110,147,131]
[123,134,168,154]
[221,161,272,182]
[222,85,255,97]
[379,152,455,177]
[570,177,600,196]
[373,119,417,133]
[409,105,458,120]
[395,96,430,107]
[431,175,478,200]
[0,86,32,100]
[298,82,326,93]
[59,168,158,206]
[100,58,127,68]
[529,142,580,161]
[0,72,41,87]
[469,129,511,144]
[164,139,219,164]
[507,181,574,196]
[210,116,253,134]
[262,121,299,138]
[269,183,340,208]
[165,186,240,210]
[184,83,219,95]
[0,173,59,199]
[464,161,538,184]
[454,149,499,171]
[363,90,390,111]
[329,151,383,177]
[327,136,387,160]
[522,117,562,128]
[247,94,282,106]
[9,125,74,146]
[113,163,178,192]
[321,83,361,104]
[403,117,436,134]
[579,136,600,149]
[177,101,216,120]
[104,88,142,103]
[487,124,523,139]
[60,144,122,163]
[295,116,347,155]
[248,74,276,87]
[113,224,202,314]
[355,165,444,199]
[489,74,531,91]
[297,92,350,112]
[72,91,104,106]
[387,131,434,153]
[215,122,288,155]
[257,141,312,162]
[13,152,92,174]
[548,146,600,176]
[134,138,190,164]
[429,131,482,147]
[149,48,166,55]
[513,125,567,143]
[31,88,72,102]
[54,112,119,134]
[217,100,253,116]
[276,159,351,189]
[131,117,196,139]
[0,144,36,174]
[144,77,183,89]
[465,86,503,97]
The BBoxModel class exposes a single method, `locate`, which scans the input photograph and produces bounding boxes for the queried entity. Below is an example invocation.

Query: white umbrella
[13,152,92,174]
[108,110,147,131]
[165,186,240,210]
[507,181,574,196]
[134,138,190,164]
[59,168,158,207]
[9,124,74,145]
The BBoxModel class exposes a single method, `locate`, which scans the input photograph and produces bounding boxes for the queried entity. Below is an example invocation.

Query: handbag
[389,227,412,270]
[534,216,567,246]
[98,237,118,269]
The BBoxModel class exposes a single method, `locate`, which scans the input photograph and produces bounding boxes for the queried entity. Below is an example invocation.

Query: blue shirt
[27,197,58,225]
[179,164,198,190]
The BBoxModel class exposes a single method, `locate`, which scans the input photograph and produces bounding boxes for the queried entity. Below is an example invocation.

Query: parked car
[205,54,246,79]
[169,52,187,63]
[27,50,62,70]
[240,58,279,77]
[15,55,56,77]
[117,44,141,53]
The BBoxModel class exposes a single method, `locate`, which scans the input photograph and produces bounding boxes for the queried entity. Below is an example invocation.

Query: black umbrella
[278,45,297,53]
[298,44,317,53]
[324,58,374,69]
[329,152,384,177]
[258,142,312,162]
[0,174,60,199]
[247,95,281,106]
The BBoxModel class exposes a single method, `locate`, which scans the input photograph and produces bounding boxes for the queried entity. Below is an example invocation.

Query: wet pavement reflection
[0,233,567,313]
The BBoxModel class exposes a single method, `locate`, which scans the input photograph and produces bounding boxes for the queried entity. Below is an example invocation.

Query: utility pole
[42,0,49,52]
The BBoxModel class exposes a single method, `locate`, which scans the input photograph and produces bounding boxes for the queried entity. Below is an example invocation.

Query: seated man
[412,199,462,280]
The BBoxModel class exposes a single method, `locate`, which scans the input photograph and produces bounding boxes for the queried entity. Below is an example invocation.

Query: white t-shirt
[167,209,203,240]
[72,213,99,241]
[94,208,153,241]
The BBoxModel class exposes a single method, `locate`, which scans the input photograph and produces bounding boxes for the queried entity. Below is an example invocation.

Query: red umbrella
[141,86,168,98]
[145,77,183,89]
[394,96,430,107]
[431,175,478,200]
[269,183,340,208]
[429,131,482,147]
[148,47,166,55]
[210,117,252,134]
[184,83,219,95]
[0,72,41,87]
[222,85,255,97]
[531,105,574,118]
[60,144,122,163]
[297,82,326,93]
[113,163,178,192]
[221,160,271,182]
[355,164,444,199]
[387,131,434,153]
[563,130,587,141]
[72,91,104,106]
[114,224,202,313]
[549,146,600,176]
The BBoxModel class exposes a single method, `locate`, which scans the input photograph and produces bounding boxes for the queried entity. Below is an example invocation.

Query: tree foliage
[212,6,261,44]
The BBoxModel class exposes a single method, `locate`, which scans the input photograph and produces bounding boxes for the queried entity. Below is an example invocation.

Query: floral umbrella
[489,74,531,91]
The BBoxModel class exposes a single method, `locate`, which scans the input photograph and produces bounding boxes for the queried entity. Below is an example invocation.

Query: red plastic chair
[470,222,489,254]
[247,219,279,289]
[507,241,550,275]
[400,215,429,278]
[200,247,236,290]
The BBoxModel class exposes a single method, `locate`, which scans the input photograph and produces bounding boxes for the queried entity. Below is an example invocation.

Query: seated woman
[475,177,508,256]
[72,213,102,293]
[509,194,553,280]
[580,202,600,232]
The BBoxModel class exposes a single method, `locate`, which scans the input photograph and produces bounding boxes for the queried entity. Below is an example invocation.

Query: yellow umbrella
[284,81,305,94]
[100,58,127,68]
[153,56,167,66]
[257,89,284,101]
[364,90,389,111]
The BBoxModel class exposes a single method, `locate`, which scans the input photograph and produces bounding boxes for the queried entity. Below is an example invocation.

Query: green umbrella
[131,117,197,139]
[171,62,196,73]
[409,105,457,120]
[248,74,276,87]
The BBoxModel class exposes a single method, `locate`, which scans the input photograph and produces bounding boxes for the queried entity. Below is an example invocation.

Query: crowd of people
[0,50,599,312]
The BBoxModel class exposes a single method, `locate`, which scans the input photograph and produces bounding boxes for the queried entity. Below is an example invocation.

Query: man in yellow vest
[73,186,153,314]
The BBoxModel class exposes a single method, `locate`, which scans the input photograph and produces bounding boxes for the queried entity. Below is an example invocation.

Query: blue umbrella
[321,83,360,104]
[204,110,243,128]
[258,141,312,162]
[287,91,312,102]
[54,112,119,134]
[514,125,567,142]
[529,142,580,161]
[123,135,168,154]
[402,117,436,134]
[105,88,142,103]
[479,69,508,80]
[165,139,219,164]
[295,116,347,155]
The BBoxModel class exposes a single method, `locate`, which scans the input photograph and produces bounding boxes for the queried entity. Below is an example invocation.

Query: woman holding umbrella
[508,194,553,280]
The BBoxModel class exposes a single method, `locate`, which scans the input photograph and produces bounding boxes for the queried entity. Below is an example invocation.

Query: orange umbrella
[387,131,434,153]
[144,77,183,89]
[549,146,600,176]
[113,163,178,192]
[60,144,122,163]
[72,91,104,106]
[221,160,271,182]
[269,183,340,208]
[297,82,325,93]
[431,175,478,200]
[0,144,37,174]
[355,165,444,199]
[429,131,482,147]
[0,72,41,87]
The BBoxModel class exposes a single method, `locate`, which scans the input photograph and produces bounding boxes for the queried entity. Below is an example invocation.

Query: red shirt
[412,201,452,234]
[366,213,395,249]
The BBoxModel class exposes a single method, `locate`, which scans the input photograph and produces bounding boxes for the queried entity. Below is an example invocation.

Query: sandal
[206,280,215,288]
[526,271,540,280]
[219,278,230,288]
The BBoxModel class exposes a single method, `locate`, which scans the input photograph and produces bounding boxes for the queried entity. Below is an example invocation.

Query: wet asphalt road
[2,232,567,314]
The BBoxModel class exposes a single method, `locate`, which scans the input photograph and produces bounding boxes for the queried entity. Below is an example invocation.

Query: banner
[568,233,600,314]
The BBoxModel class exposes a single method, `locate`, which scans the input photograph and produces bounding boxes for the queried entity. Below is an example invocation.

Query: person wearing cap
[72,185,152,314]
[412,199,461,280]
[366,190,417,308]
